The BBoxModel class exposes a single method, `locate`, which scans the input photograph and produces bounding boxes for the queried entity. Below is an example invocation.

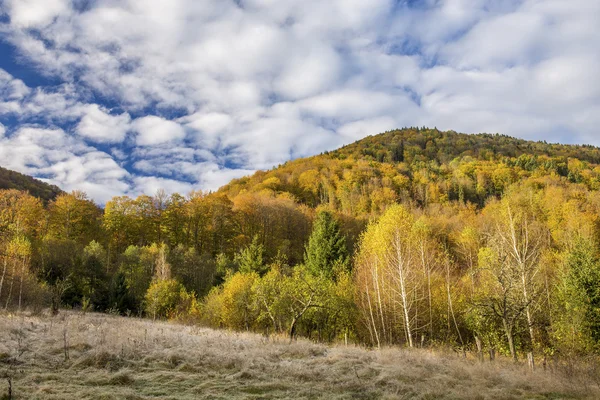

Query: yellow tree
[0,189,45,238]
[477,192,548,359]
[355,204,422,347]
[103,196,139,253]
[48,191,101,243]
[0,235,31,310]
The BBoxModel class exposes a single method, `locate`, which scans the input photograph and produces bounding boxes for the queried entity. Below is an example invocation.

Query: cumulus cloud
[131,116,186,146]
[0,0,598,203]
[76,105,131,143]
[0,126,130,203]
[4,0,71,28]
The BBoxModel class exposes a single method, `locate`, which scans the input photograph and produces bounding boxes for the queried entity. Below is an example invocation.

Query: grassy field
[0,311,598,399]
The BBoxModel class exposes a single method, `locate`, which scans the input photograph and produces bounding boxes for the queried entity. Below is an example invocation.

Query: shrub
[144,279,185,320]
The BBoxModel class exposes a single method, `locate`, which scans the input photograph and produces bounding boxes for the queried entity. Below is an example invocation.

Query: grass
[0,311,597,399]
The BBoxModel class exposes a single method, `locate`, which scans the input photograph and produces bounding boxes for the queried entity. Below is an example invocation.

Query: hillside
[0,166,63,203]
[1,311,596,400]
[332,128,600,164]
[219,127,600,212]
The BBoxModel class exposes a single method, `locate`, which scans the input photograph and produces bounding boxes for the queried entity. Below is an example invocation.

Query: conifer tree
[237,236,267,275]
[304,211,348,279]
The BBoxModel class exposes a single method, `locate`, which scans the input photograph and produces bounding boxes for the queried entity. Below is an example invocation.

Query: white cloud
[5,0,71,28]
[274,45,341,99]
[131,176,196,197]
[0,0,598,203]
[338,117,398,141]
[76,104,131,143]
[0,126,130,204]
[132,116,186,146]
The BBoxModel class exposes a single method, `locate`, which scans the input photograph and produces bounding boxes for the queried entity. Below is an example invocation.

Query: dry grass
[0,311,597,399]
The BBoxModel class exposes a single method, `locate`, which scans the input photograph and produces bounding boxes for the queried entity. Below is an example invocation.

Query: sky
[0,0,599,204]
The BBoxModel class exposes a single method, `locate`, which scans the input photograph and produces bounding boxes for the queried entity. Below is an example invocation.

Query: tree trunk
[373,264,387,345]
[521,273,535,350]
[289,317,298,341]
[18,256,26,311]
[503,319,517,361]
[0,255,8,301]
[365,285,381,348]
[475,336,484,363]
[399,270,413,348]
[4,261,15,310]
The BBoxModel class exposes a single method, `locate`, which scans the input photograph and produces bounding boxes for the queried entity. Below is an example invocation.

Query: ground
[0,311,597,399]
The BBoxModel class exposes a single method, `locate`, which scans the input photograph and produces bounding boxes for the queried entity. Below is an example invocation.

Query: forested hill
[219,127,600,211]
[0,165,63,203]
[331,128,600,164]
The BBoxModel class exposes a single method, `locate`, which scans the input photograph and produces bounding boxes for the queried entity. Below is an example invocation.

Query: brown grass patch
[0,310,597,399]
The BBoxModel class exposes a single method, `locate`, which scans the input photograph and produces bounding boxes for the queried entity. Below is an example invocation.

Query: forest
[3,127,600,363]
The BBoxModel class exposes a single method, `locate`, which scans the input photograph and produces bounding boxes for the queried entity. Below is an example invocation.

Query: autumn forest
[3,127,600,363]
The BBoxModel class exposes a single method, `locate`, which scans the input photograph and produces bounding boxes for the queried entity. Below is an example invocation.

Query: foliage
[235,236,267,275]
[304,211,349,279]
[144,279,186,320]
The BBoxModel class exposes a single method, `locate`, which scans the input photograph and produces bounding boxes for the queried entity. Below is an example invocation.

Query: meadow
[1,311,598,400]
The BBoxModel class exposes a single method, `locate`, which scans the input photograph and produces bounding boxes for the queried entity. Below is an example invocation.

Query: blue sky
[0,0,599,204]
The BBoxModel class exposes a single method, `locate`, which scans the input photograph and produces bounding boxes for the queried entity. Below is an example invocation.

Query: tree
[47,191,101,243]
[145,279,185,320]
[557,239,600,352]
[355,204,422,347]
[153,243,171,281]
[103,196,139,254]
[79,240,110,310]
[109,272,135,314]
[304,211,348,279]
[0,190,45,238]
[219,272,259,331]
[479,195,547,358]
[236,236,267,275]
[1,235,32,310]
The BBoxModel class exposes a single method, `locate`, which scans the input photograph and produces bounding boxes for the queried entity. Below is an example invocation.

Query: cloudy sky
[0,0,599,204]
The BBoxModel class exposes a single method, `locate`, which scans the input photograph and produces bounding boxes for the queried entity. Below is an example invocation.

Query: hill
[0,166,63,203]
[1,311,595,400]
[219,127,600,212]
[332,128,600,164]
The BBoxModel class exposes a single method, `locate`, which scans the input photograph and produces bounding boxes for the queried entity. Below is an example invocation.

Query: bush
[144,279,185,319]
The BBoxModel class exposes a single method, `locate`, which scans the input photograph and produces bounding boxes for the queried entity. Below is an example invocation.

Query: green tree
[304,211,348,279]
[236,236,267,275]
[556,239,600,352]
[109,272,135,314]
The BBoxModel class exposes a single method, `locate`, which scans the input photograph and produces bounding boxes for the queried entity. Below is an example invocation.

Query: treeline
[3,128,600,361]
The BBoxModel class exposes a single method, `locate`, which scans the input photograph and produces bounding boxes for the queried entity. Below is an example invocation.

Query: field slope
[0,312,596,400]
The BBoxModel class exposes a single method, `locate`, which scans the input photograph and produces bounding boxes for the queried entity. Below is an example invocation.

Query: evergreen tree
[236,236,267,275]
[304,211,348,279]
[391,140,404,162]
[109,272,135,314]
[564,239,600,346]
